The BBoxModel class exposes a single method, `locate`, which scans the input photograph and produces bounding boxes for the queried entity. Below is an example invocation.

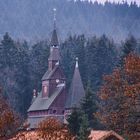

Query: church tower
[41,8,65,98]
[28,9,66,128]
[48,10,60,71]
[27,9,85,128]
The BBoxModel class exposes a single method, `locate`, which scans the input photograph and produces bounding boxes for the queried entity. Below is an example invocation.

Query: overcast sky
[91,0,140,5]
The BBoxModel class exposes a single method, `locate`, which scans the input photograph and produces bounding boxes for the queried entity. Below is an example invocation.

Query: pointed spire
[50,8,59,46]
[65,57,85,108]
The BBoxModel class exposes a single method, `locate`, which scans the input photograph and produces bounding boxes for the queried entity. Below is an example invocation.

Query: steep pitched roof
[42,65,65,81]
[65,58,85,108]
[28,84,64,112]
[50,29,59,46]
[89,130,125,140]
[41,69,51,81]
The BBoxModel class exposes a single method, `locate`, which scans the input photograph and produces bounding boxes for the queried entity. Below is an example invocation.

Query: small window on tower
[44,86,47,93]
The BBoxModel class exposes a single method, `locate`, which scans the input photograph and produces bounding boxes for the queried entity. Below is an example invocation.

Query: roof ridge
[42,65,59,81]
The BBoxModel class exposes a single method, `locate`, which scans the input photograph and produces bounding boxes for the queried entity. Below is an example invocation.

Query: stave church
[27,11,85,128]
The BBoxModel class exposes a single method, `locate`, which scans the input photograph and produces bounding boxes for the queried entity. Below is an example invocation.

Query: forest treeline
[0,32,139,116]
[0,0,140,41]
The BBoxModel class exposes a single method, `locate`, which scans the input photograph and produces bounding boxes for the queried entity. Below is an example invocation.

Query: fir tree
[81,86,98,128]
[77,113,90,140]
[1,32,18,67]
[29,40,49,90]
[67,108,81,136]
[119,35,137,67]
[122,35,137,57]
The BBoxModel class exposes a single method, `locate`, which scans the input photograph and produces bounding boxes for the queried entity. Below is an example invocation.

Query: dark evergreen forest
[0,0,140,41]
[0,1,140,139]
[0,0,140,120]
[0,32,139,117]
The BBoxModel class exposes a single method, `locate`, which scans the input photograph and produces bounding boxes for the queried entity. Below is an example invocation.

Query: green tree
[15,40,31,115]
[81,86,98,128]
[77,113,90,140]
[119,35,137,67]
[67,108,81,136]
[86,35,117,90]
[0,33,31,115]
[0,32,18,67]
[0,33,20,112]
[29,40,49,90]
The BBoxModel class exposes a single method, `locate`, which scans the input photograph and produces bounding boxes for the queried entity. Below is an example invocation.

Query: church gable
[41,65,66,98]
[51,66,65,80]
[42,65,65,81]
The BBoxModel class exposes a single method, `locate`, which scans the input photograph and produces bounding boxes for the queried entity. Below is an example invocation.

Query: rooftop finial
[76,57,79,68]
[33,89,37,98]
[53,8,56,29]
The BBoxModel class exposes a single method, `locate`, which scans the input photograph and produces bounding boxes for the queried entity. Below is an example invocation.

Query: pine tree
[1,32,18,67]
[0,33,31,115]
[122,35,136,57]
[119,35,137,67]
[15,41,31,115]
[0,33,20,112]
[77,113,90,140]
[81,86,98,128]
[67,108,81,136]
[29,40,49,90]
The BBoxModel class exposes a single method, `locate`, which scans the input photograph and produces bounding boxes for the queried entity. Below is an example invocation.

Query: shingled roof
[50,29,59,46]
[89,130,125,140]
[42,65,65,81]
[65,58,85,108]
[28,84,64,112]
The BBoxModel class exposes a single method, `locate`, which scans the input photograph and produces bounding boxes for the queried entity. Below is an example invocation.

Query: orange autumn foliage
[38,117,74,140]
[96,53,140,140]
[0,87,19,138]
